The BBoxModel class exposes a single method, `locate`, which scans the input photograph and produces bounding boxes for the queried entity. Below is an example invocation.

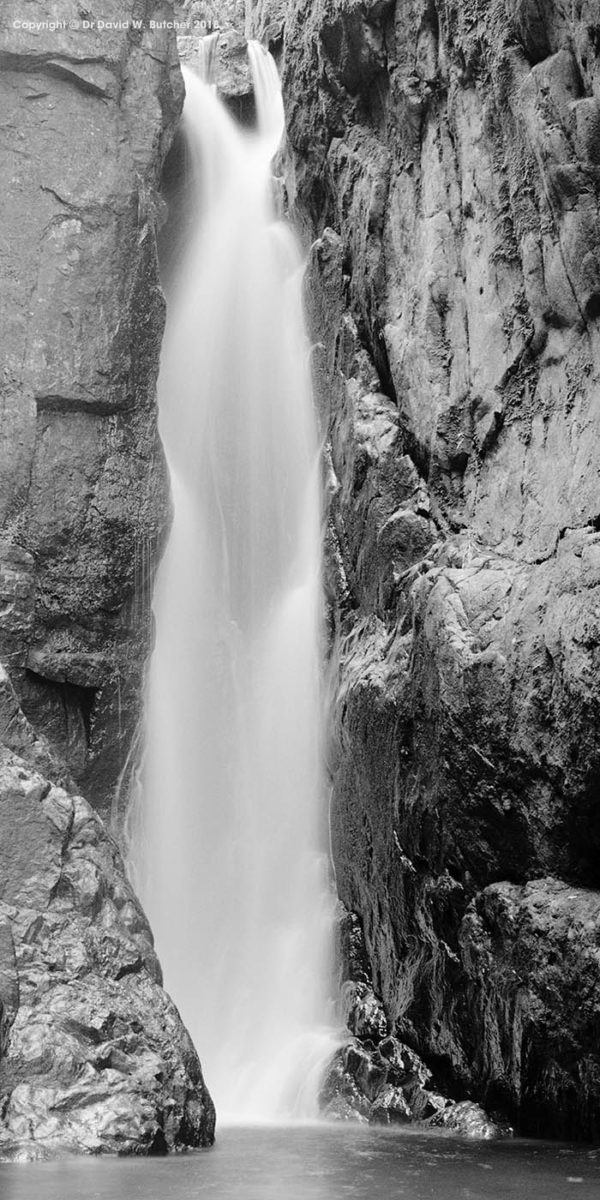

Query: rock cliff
[273,0,600,1140]
[0,0,214,1156]
[0,0,176,821]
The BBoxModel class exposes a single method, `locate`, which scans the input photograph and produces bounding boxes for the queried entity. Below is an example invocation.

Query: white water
[131,44,338,1122]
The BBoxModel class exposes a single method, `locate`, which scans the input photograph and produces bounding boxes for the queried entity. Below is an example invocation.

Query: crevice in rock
[43,60,114,98]
[34,394,123,417]
[148,1127,169,1156]
[20,669,97,778]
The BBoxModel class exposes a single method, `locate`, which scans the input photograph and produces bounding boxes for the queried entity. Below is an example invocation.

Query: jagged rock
[176,0,256,119]
[0,919,18,1061]
[281,0,600,1139]
[336,906,371,985]
[0,745,214,1157]
[326,907,504,1133]
[341,980,388,1043]
[178,27,254,109]
[321,1032,505,1135]
[427,1100,502,1140]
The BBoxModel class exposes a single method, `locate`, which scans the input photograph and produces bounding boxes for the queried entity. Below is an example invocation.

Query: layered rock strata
[273,0,600,1140]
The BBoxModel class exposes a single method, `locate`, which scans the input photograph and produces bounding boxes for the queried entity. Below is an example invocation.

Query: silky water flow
[130,43,339,1123]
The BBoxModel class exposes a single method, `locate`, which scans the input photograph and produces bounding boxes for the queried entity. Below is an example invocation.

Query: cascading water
[131,43,338,1122]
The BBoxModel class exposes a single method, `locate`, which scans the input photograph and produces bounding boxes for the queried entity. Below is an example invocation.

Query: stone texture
[176,0,256,116]
[0,0,182,821]
[0,746,214,1157]
[322,907,506,1135]
[460,879,600,1142]
[322,1039,501,1135]
[276,0,600,1139]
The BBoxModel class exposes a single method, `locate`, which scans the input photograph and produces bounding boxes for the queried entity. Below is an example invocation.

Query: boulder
[0,745,214,1157]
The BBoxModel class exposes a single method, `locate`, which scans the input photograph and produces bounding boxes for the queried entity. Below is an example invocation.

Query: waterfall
[131,42,338,1123]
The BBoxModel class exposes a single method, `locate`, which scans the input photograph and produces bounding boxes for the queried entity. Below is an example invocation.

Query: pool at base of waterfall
[1,1124,598,1199]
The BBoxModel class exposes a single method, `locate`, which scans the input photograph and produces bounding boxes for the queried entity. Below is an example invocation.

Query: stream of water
[130,44,338,1121]
[1,1125,599,1200]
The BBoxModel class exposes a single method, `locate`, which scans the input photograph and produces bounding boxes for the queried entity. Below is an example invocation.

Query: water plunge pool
[1,1124,598,1200]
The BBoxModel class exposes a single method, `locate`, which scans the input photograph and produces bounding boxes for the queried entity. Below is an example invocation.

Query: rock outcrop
[175,1,256,119]
[321,908,505,1136]
[0,0,215,1155]
[0,745,215,1158]
[274,0,600,1139]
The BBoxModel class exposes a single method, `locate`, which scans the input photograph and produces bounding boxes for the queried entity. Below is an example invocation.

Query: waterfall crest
[131,43,338,1123]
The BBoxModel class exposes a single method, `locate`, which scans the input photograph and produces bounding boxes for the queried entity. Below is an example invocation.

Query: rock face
[0,0,215,1155]
[0,0,180,821]
[0,745,215,1157]
[175,1,256,120]
[461,879,600,1140]
[320,908,504,1136]
[273,0,600,1139]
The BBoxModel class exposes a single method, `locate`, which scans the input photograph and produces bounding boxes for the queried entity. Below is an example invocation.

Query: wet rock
[176,0,256,121]
[178,26,253,110]
[341,980,388,1043]
[321,1032,505,1135]
[337,906,372,985]
[427,1100,501,1140]
[326,908,503,1133]
[0,745,214,1157]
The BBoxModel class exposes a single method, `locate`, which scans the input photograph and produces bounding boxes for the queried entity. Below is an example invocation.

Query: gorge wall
[264,0,600,1140]
[0,0,214,1156]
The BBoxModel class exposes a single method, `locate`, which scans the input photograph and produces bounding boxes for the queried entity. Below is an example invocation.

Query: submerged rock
[0,745,214,1157]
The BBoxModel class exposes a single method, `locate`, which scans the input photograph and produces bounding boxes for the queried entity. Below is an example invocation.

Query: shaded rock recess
[256,0,600,1142]
[0,0,214,1157]
[320,906,505,1136]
